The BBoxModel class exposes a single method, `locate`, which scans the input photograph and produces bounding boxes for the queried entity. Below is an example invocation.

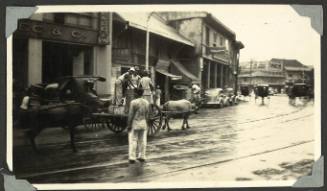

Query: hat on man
[129,67,135,72]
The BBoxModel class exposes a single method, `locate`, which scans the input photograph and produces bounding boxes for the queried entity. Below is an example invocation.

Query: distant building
[159,12,244,90]
[238,60,285,91]
[270,58,313,85]
[239,58,314,92]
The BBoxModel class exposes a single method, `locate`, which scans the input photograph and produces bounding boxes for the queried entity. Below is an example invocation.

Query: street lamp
[145,12,155,70]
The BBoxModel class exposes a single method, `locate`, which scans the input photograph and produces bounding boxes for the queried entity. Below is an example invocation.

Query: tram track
[18,111,313,180]
[124,140,314,182]
[16,104,306,150]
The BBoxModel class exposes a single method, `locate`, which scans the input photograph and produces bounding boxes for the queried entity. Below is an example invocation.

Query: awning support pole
[145,12,155,71]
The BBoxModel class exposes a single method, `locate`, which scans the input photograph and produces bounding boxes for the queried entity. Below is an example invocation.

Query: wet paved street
[13,95,315,183]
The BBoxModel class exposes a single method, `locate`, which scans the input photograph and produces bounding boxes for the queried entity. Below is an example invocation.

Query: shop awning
[171,60,199,82]
[156,69,182,80]
[156,59,182,80]
[114,12,194,47]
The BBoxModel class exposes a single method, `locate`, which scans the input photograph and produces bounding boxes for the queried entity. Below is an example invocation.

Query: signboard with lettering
[15,19,100,46]
[98,13,110,45]
[208,46,227,54]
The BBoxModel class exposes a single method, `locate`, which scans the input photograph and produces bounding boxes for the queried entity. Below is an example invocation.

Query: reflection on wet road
[14,95,315,183]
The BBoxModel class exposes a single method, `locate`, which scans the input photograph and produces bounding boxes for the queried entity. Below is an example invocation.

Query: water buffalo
[19,96,86,152]
[162,99,196,131]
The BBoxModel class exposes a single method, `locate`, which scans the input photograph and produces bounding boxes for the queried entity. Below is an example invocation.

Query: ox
[162,99,197,131]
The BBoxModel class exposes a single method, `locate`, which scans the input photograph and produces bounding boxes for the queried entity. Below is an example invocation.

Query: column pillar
[220,65,224,88]
[93,13,113,96]
[207,61,211,89]
[214,63,218,88]
[27,14,43,85]
[73,51,84,76]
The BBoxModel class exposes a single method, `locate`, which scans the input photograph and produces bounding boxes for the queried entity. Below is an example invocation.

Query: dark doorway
[42,42,92,83]
[202,62,208,89]
[155,72,167,103]
[13,37,28,89]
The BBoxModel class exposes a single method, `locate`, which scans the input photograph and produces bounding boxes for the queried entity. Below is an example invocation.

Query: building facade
[13,13,113,95]
[112,12,196,102]
[13,11,244,108]
[238,58,314,92]
[238,60,285,91]
[13,12,198,103]
[159,12,244,90]
[270,58,313,85]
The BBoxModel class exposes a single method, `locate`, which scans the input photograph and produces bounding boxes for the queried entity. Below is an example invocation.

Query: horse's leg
[185,115,190,129]
[162,116,167,130]
[28,131,38,153]
[166,117,172,131]
[181,117,185,130]
[27,127,41,153]
[69,126,77,152]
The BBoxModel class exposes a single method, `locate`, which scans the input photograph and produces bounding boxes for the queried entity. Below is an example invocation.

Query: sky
[209,5,320,67]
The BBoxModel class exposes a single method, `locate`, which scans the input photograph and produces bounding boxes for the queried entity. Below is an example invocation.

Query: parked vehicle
[203,88,228,108]
[222,87,238,105]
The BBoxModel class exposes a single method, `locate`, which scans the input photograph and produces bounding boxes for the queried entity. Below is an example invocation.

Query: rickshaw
[254,84,270,104]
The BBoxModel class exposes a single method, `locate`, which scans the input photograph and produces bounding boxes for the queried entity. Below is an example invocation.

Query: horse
[19,95,87,152]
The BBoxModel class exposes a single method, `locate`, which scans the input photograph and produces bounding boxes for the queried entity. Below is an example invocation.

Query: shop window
[219,36,224,46]
[213,33,218,47]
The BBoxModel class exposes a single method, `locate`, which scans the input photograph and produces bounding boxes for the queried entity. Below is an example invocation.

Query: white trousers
[128,129,147,160]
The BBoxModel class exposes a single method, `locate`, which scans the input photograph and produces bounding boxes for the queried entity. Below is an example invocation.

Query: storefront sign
[208,46,226,54]
[98,13,110,45]
[112,48,132,65]
[15,19,100,45]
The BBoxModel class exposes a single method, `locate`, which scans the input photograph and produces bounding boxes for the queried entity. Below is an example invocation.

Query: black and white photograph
[6,4,321,189]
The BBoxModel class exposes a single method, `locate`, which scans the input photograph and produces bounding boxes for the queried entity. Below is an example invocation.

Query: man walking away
[139,70,154,104]
[127,88,150,164]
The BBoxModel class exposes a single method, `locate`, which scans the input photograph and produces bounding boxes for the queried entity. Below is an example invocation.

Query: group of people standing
[113,67,161,113]
[114,67,162,164]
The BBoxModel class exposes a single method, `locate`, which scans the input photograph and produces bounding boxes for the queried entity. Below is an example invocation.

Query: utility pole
[145,12,155,70]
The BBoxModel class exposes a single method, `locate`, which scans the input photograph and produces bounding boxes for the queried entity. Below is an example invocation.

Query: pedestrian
[127,88,150,164]
[154,85,162,106]
[139,70,154,104]
[125,67,141,113]
[191,83,201,104]
[114,72,129,106]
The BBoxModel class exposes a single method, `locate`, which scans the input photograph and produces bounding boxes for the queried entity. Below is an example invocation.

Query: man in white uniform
[127,88,150,163]
[139,70,154,104]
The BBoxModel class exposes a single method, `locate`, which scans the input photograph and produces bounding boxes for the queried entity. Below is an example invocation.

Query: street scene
[14,95,314,183]
[10,5,319,187]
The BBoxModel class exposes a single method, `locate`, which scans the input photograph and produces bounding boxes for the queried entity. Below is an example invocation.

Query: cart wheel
[105,118,127,133]
[83,117,97,130]
[148,104,162,136]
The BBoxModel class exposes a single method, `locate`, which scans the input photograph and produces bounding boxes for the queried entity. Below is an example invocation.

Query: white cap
[129,67,135,71]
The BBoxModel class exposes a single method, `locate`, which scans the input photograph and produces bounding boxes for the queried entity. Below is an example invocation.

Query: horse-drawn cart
[19,76,192,152]
[89,103,163,136]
